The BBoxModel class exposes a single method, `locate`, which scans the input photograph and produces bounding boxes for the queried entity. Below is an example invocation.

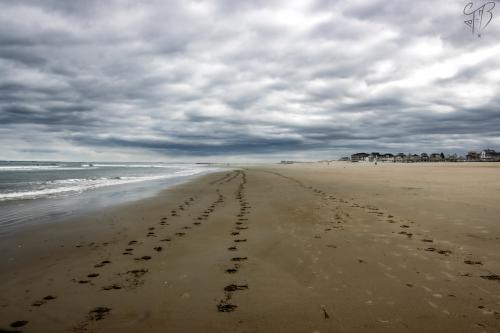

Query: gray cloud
[0,0,499,162]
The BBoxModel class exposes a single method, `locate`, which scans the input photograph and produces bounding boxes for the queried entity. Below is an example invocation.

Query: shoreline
[0,170,232,271]
[0,167,227,238]
[1,164,499,332]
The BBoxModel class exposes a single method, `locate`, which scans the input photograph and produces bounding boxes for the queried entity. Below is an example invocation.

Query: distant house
[466,151,481,161]
[395,153,406,163]
[369,152,381,162]
[347,149,497,164]
[429,153,443,162]
[339,157,350,161]
[409,154,421,162]
[351,153,369,162]
[380,153,394,162]
[480,149,500,162]
[445,154,458,162]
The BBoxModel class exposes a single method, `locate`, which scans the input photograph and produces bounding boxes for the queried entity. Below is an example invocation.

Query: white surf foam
[0,168,215,201]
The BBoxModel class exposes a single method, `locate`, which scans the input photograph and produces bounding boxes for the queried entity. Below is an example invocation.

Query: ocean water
[0,161,221,235]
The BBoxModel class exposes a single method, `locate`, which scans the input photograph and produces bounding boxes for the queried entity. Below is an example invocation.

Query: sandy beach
[1,163,500,332]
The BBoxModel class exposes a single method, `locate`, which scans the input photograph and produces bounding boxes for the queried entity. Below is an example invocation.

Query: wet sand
[1,163,500,332]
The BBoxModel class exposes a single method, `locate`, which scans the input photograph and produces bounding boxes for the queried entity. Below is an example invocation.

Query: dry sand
[1,163,499,332]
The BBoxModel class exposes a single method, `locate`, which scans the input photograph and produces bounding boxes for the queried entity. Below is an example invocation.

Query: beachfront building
[466,151,480,161]
[445,154,458,162]
[381,153,394,162]
[409,154,421,162]
[348,149,498,163]
[369,152,381,162]
[430,153,444,162]
[395,153,407,163]
[480,149,500,162]
[351,152,369,162]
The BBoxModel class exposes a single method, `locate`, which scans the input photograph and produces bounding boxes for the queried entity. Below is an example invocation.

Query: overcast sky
[1,0,499,162]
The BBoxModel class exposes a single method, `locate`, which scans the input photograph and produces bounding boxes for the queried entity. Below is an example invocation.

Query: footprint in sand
[399,231,413,239]
[480,274,500,282]
[102,284,122,290]
[217,301,237,312]
[32,295,57,307]
[231,257,248,262]
[234,239,247,243]
[94,260,111,268]
[425,247,452,256]
[127,269,148,277]
[9,320,28,328]
[224,284,248,291]
[134,256,152,261]
[225,267,239,274]
[88,307,111,321]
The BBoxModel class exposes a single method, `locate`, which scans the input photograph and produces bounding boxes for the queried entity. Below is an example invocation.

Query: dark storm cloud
[0,103,98,127]
[71,134,305,156]
[0,0,499,161]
